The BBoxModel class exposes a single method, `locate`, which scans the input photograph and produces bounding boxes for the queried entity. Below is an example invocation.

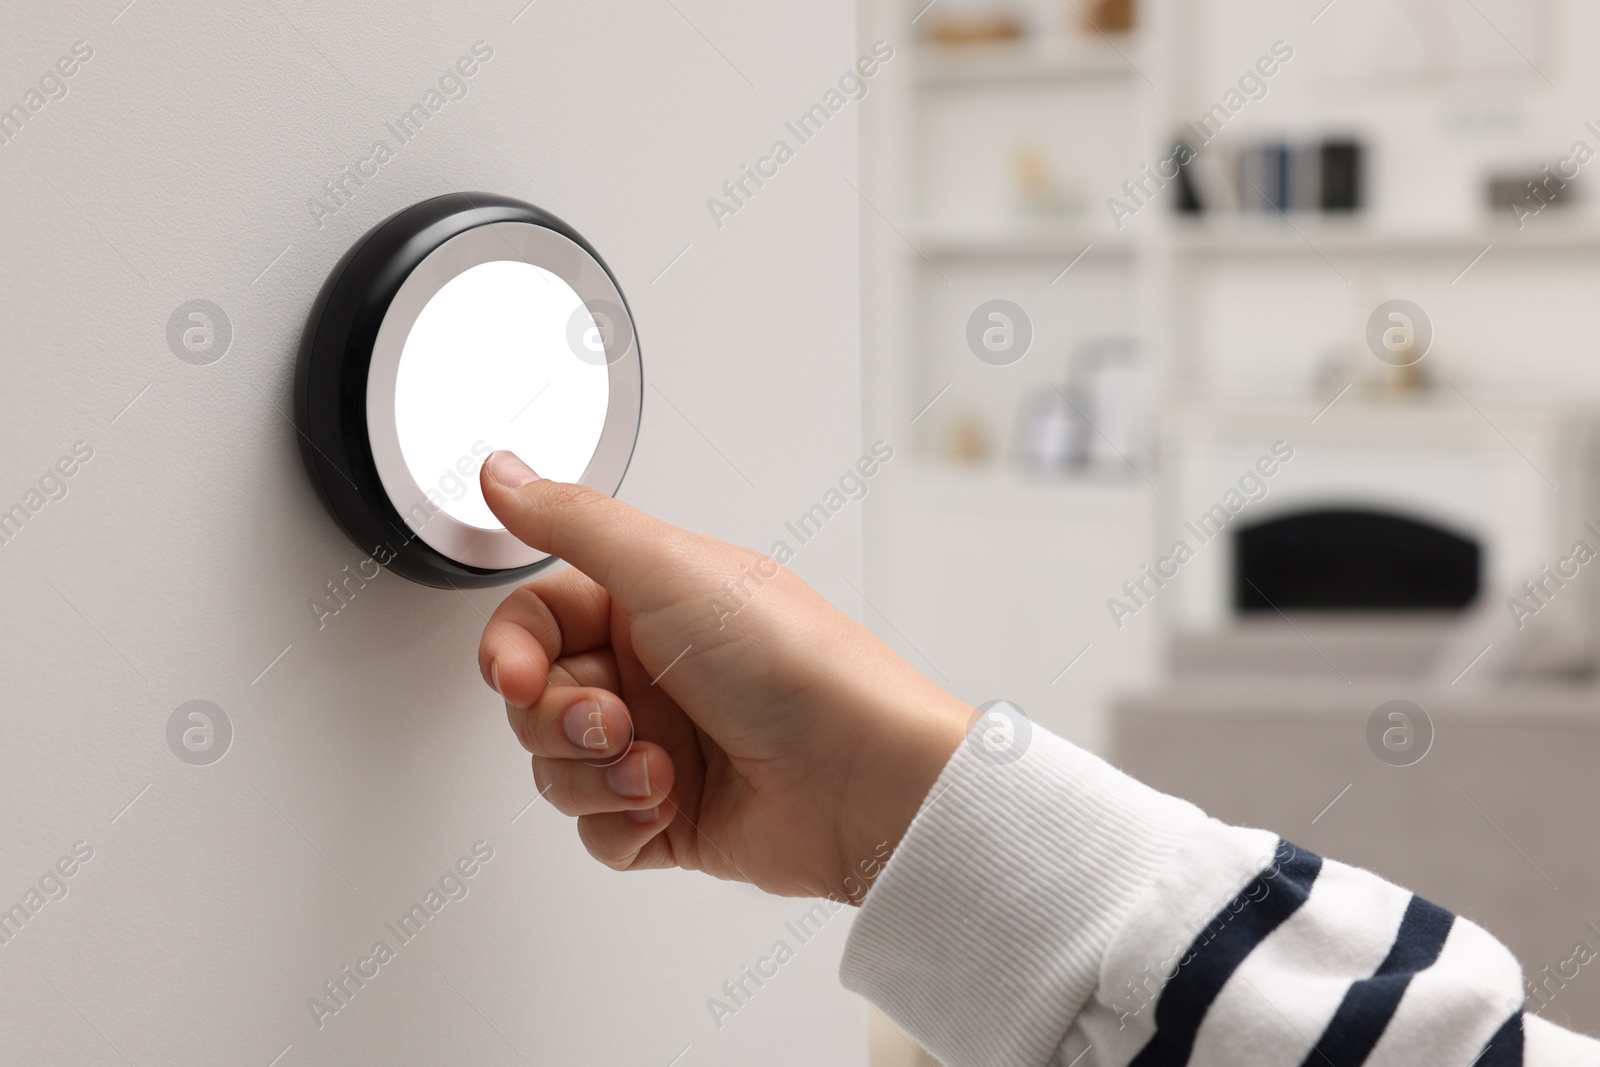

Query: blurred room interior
[856,0,1600,1055]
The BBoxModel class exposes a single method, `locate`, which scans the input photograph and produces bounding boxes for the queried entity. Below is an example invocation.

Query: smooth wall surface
[0,3,868,1063]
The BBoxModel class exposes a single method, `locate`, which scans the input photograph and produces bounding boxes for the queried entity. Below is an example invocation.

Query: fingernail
[627,806,659,824]
[487,450,540,489]
[488,659,502,695]
[606,751,652,799]
[564,699,609,751]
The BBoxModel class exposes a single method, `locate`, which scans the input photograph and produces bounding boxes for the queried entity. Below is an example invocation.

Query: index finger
[480,452,687,602]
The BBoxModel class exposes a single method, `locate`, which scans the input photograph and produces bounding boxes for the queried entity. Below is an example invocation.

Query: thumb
[480,450,665,594]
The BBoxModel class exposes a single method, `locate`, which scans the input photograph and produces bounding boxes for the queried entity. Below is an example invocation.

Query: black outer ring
[293,192,639,589]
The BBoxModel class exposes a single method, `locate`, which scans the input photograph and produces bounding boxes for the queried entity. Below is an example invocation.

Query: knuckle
[531,758,573,813]
[541,481,597,512]
[548,790,584,818]
[578,818,633,870]
[596,849,631,872]
[507,584,560,634]
[536,759,602,817]
[530,713,573,758]
[512,713,540,754]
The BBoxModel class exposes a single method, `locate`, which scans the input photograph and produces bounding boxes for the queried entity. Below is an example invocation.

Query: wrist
[832,687,971,903]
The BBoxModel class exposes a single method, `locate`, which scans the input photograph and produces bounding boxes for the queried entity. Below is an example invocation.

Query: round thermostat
[294,192,642,588]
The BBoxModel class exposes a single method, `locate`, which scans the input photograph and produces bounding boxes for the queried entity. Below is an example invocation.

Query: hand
[475,451,972,901]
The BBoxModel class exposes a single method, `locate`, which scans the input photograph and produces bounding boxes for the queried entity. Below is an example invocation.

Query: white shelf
[1163,395,1600,453]
[912,40,1141,87]
[916,225,1135,260]
[891,462,1153,502]
[1170,221,1600,256]
[916,221,1600,259]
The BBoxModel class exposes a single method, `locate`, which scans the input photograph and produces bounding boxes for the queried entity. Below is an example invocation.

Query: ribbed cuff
[840,721,1204,1067]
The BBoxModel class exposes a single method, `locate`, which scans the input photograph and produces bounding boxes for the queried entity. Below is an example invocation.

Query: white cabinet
[864,468,1157,752]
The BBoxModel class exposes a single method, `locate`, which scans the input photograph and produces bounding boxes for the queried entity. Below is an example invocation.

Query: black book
[1319,140,1363,212]
[1174,141,1203,214]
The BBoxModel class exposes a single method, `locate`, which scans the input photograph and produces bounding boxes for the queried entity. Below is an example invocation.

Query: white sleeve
[839,722,1600,1067]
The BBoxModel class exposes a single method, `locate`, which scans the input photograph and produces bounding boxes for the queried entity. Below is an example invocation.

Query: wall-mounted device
[294,192,642,588]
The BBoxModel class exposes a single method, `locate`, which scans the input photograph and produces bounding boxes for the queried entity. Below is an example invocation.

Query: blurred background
[857,0,1600,1056]
[5,1,1596,1061]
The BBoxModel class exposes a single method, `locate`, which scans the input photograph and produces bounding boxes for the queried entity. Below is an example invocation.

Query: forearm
[841,722,1599,1066]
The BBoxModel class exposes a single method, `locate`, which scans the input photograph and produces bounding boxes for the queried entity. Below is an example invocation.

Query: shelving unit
[860,9,1600,1053]
[857,0,1600,751]
[868,0,1600,455]
[858,0,1168,754]
[911,41,1138,86]
[861,2,1189,468]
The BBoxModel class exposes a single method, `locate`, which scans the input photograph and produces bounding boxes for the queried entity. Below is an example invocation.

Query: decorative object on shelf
[1173,140,1204,214]
[1012,144,1083,220]
[1179,135,1365,216]
[1318,287,1437,402]
[1079,0,1135,35]
[1488,163,1580,228]
[1387,359,1431,394]
[1074,338,1142,469]
[1015,383,1090,473]
[1364,298,1432,379]
[1173,134,1238,215]
[1013,339,1142,476]
[1367,346,1433,396]
[922,13,1027,47]
[1240,141,1293,213]
[945,410,994,465]
[1362,295,1434,395]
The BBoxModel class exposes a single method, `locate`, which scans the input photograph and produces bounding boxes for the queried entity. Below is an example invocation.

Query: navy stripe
[1475,1010,1524,1066]
[1299,894,1455,1067]
[1129,839,1323,1067]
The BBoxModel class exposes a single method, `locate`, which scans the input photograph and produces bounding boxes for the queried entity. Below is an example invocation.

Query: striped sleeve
[839,721,1600,1067]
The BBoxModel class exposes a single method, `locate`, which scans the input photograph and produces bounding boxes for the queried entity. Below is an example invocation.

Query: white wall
[0,3,868,1064]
